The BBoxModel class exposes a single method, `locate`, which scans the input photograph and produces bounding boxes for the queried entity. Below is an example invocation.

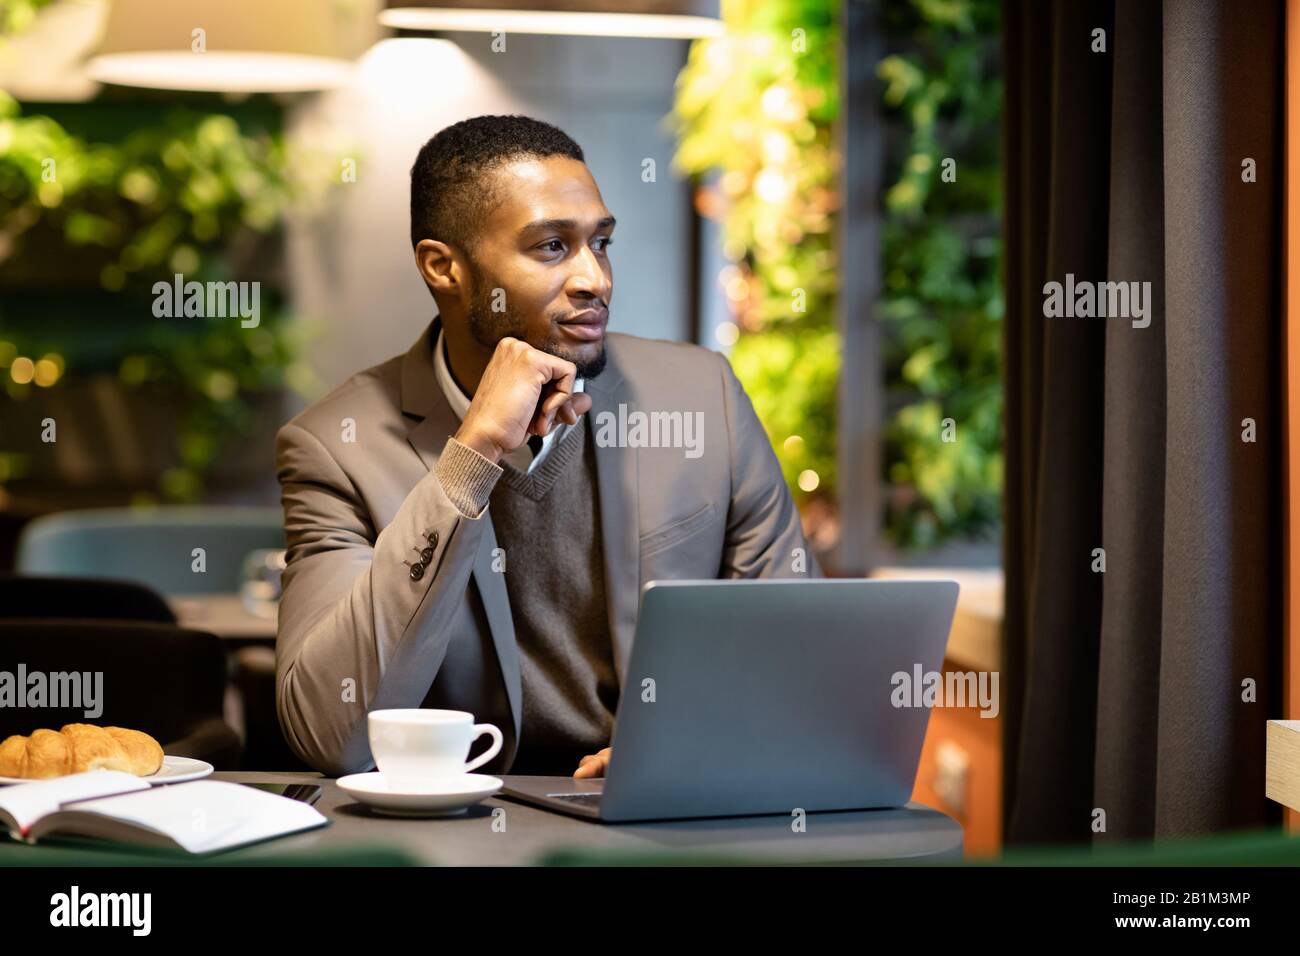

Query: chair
[14,508,296,771]
[16,506,284,595]
[0,620,242,770]
[230,645,313,772]
[0,574,176,623]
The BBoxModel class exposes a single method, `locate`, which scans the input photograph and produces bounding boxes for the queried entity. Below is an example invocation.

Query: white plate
[337,771,503,817]
[0,755,214,786]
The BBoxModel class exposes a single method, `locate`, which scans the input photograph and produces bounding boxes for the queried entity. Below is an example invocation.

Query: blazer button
[426,531,439,548]
[409,563,425,582]
[420,547,434,562]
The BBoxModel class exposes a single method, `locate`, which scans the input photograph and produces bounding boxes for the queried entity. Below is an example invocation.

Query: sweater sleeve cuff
[435,436,503,518]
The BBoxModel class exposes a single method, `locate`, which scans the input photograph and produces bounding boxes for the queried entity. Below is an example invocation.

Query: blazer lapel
[400,316,523,743]
[402,316,459,471]
[587,357,641,685]
[472,516,522,744]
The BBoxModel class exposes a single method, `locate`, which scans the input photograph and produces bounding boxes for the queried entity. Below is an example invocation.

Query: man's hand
[573,747,611,778]
[454,337,593,464]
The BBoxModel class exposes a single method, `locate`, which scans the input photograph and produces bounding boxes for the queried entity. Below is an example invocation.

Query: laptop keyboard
[546,792,603,808]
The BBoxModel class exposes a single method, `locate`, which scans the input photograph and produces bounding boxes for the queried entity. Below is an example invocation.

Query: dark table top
[206,771,964,866]
[0,771,964,866]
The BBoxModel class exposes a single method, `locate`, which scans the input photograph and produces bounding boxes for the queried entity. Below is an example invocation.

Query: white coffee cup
[368,709,503,791]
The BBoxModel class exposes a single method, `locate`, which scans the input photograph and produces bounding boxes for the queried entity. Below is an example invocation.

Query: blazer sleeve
[714,351,823,579]
[274,422,497,775]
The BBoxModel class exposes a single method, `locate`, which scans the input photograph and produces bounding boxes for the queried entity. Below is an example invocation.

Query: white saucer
[337,771,503,817]
[0,755,214,786]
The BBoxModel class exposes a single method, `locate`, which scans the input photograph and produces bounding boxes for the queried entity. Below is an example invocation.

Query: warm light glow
[754,168,791,204]
[762,131,791,162]
[379,8,724,39]
[783,435,804,455]
[33,356,61,387]
[86,51,354,93]
[797,469,820,492]
[714,321,739,346]
[760,83,803,123]
[351,37,464,92]
[9,356,34,384]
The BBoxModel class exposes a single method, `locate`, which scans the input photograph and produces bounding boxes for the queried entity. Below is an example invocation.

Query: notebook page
[0,771,149,837]
[61,780,327,853]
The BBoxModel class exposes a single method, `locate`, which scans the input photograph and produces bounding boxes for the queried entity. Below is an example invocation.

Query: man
[275,114,817,780]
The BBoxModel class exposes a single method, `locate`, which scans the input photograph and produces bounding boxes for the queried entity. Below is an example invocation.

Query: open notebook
[0,770,328,854]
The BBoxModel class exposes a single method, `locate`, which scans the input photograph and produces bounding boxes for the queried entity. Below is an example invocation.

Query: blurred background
[0,0,1002,568]
[0,0,1005,851]
[3,0,1292,871]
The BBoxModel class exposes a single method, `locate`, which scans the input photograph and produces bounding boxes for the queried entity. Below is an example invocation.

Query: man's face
[460,156,614,379]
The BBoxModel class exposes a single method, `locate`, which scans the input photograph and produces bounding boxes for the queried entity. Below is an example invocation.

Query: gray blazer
[275,317,818,775]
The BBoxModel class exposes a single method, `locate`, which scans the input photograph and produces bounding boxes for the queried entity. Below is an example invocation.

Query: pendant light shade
[0,0,110,101]
[86,0,380,93]
[379,0,723,40]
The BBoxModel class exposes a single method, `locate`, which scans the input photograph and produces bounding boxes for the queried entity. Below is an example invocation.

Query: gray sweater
[484,417,619,774]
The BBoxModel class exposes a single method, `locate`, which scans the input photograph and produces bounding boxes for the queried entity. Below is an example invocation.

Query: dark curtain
[1002,0,1285,844]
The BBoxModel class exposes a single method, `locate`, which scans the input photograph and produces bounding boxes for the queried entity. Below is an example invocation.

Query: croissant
[0,724,164,779]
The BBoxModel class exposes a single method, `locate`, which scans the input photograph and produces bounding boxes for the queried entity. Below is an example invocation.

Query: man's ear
[415,239,464,296]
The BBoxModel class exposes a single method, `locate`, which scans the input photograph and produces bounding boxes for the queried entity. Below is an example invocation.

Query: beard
[464,261,608,380]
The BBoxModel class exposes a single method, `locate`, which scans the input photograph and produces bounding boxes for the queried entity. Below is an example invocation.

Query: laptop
[500,577,960,823]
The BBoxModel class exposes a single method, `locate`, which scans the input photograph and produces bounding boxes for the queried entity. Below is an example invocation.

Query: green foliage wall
[878,0,1002,548]
[672,0,840,513]
[0,86,328,500]
[673,0,1002,550]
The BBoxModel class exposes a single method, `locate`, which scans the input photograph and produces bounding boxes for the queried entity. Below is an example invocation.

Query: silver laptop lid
[599,578,960,822]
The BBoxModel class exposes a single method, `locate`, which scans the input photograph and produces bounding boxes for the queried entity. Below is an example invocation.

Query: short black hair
[409,114,585,254]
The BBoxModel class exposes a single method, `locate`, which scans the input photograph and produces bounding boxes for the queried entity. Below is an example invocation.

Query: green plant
[0,95,303,286]
[671,0,840,506]
[115,317,319,502]
[673,0,1001,550]
[0,90,333,501]
[878,0,1002,548]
